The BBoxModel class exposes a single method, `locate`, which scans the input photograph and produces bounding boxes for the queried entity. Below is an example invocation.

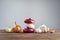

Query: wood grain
[0,30,60,40]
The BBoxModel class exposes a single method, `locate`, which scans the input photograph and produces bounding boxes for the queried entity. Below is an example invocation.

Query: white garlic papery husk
[39,24,48,32]
[5,27,12,32]
[35,28,42,33]
[41,24,47,28]
[47,28,50,32]
[43,27,48,32]
[26,24,34,28]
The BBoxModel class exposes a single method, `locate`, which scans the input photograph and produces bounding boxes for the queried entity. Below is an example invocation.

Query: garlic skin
[47,28,50,32]
[36,24,50,33]
[26,24,34,28]
[5,27,12,32]
[43,28,48,32]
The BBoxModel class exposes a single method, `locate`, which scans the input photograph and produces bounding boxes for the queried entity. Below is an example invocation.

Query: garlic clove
[50,30,55,33]
[35,28,42,33]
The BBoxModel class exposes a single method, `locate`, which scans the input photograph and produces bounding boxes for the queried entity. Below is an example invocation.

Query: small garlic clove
[43,27,50,33]
[43,28,48,33]
[50,30,55,33]
[35,28,42,33]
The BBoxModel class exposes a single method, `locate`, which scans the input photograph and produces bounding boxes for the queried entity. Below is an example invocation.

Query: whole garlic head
[39,24,50,32]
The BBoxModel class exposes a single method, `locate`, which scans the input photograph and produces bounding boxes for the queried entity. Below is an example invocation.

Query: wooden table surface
[0,30,60,40]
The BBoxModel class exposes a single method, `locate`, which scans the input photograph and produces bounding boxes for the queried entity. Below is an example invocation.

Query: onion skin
[12,25,23,33]
[23,27,35,33]
[24,18,35,33]
[24,18,35,24]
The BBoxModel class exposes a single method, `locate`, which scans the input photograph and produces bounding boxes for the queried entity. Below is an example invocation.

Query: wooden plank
[0,30,60,40]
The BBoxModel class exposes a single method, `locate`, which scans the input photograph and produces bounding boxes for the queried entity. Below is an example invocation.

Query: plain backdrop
[0,0,60,29]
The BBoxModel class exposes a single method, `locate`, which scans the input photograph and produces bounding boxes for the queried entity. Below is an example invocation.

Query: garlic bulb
[37,24,50,33]
[5,27,12,32]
